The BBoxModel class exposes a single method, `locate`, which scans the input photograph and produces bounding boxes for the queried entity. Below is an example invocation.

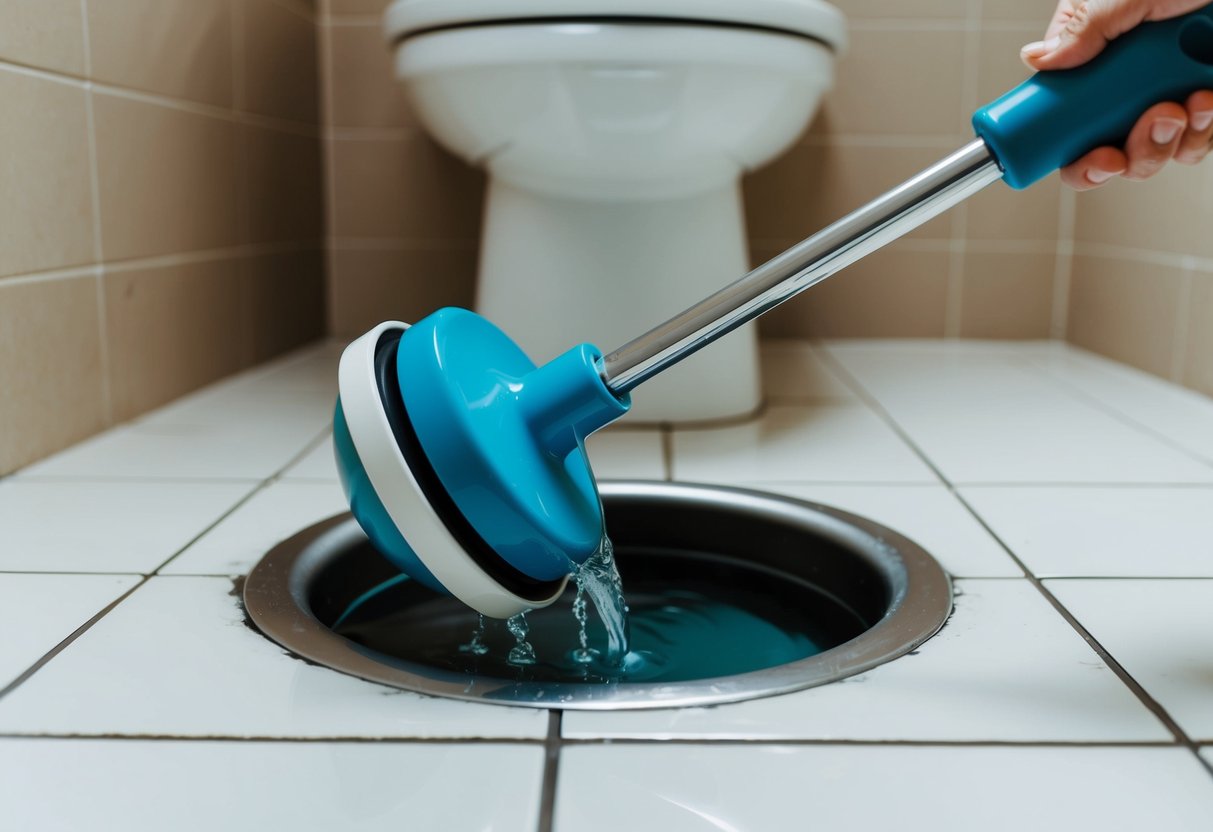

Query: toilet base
[476,178,762,423]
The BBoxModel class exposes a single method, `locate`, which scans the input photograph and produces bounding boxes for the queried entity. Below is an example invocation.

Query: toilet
[384,0,846,422]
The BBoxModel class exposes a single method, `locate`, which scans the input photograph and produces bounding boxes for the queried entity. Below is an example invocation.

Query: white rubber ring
[338,322,568,618]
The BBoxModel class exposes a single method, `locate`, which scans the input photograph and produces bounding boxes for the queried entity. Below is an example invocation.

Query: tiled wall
[0,0,327,475]
[318,0,1211,399]
[1068,166,1213,396]
[752,0,1072,341]
[319,0,1069,342]
[318,0,483,337]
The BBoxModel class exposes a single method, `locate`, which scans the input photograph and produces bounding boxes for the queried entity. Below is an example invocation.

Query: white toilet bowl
[386,0,845,422]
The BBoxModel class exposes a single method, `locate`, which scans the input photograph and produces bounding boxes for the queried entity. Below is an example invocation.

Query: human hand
[1020,0,1213,189]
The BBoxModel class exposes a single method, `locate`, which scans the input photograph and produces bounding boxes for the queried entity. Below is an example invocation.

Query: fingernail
[1086,168,1119,185]
[1151,118,1185,145]
[1021,36,1061,58]
[1191,110,1213,132]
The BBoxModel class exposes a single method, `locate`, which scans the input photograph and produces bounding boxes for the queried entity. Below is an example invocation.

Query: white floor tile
[1,739,543,832]
[0,576,549,739]
[19,422,321,481]
[0,574,139,687]
[759,340,857,402]
[563,579,1167,741]
[0,481,253,572]
[1046,579,1213,741]
[556,745,1213,832]
[163,481,349,575]
[964,486,1213,577]
[672,405,938,485]
[825,342,1213,484]
[587,429,665,480]
[749,483,1021,577]
[282,434,337,480]
[1031,346,1213,463]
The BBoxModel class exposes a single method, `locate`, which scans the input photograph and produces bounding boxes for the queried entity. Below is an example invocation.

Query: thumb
[1021,0,1150,71]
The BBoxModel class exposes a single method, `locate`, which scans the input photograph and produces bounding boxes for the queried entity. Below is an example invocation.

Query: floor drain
[244,481,952,710]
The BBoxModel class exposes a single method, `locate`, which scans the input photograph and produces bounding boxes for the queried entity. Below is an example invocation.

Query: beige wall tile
[93,93,240,261]
[975,27,1039,108]
[104,259,251,421]
[328,247,477,336]
[1182,271,1213,396]
[327,0,390,14]
[814,28,967,137]
[757,243,950,337]
[744,142,953,244]
[326,22,414,128]
[242,0,320,123]
[88,0,233,107]
[0,0,85,76]
[1067,255,1184,379]
[329,135,484,240]
[243,126,324,244]
[960,251,1055,338]
[0,70,94,279]
[832,0,967,18]
[966,173,1061,241]
[981,0,1061,24]
[247,248,326,361]
[1073,164,1213,259]
[0,276,106,475]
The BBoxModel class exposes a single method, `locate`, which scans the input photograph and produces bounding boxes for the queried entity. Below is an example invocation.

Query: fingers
[1022,0,1150,71]
[1060,94,1213,190]
[1060,145,1127,190]
[1176,90,1213,165]
[1121,101,1188,180]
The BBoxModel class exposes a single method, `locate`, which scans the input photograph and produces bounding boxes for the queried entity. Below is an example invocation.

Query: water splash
[572,535,630,666]
[459,614,489,656]
[506,612,537,666]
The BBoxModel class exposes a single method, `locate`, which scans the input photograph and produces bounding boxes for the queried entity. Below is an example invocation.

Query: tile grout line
[0,733,546,745]
[147,428,335,577]
[559,737,1186,748]
[814,344,1213,779]
[1021,355,1213,469]
[537,711,563,832]
[0,429,333,703]
[0,578,148,704]
[0,734,1192,748]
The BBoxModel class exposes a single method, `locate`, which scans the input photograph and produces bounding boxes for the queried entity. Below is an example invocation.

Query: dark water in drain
[330,549,869,684]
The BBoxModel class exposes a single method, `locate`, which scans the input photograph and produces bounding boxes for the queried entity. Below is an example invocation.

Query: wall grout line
[1171,268,1194,384]
[318,8,341,336]
[79,0,113,428]
[814,343,1213,782]
[0,57,321,138]
[1051,188,1077,339]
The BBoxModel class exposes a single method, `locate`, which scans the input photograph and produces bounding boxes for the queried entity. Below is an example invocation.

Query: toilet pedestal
[476,178,761,424]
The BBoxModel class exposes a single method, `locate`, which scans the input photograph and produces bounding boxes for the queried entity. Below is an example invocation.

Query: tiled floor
[2,338,1213,829]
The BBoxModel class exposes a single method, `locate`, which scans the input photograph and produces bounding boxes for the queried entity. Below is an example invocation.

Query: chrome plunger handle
[600,139,1002,395]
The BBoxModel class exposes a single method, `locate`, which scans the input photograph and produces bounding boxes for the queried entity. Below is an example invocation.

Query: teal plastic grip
[973,4,1213,189]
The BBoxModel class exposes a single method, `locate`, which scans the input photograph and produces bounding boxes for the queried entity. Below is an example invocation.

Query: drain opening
[245,481,952,710]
